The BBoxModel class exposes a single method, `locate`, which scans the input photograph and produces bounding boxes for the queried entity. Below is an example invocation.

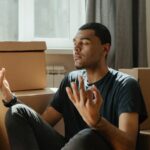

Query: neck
[86,65,109,84]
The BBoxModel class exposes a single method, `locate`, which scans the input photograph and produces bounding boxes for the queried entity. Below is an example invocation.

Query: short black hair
[79,22,111,45]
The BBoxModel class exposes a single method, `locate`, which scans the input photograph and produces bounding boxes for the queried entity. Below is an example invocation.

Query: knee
[5,104,26,124]
[62,128,98,150]
[75,128,96,142]
[72,128,99,145]
[62,128,112,150]
[6,104,29,117]
[5,104,38,126]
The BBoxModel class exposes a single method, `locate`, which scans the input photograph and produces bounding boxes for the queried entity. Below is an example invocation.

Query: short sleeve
[118,78,147,124]
[50,75,69,114]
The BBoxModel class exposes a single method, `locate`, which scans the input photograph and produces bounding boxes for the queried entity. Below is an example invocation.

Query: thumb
[0,68,6,88]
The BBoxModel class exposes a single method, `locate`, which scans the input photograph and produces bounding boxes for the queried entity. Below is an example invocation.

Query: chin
[75,66,83,70]
[74,64,84,70]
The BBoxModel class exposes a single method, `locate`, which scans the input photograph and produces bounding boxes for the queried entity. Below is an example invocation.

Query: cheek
[87,48,101,58]
[82,45,102,60]
[90,51,104,63]
[84,52,100,64]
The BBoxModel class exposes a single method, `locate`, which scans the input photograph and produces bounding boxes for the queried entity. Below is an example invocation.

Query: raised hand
[66,76,103,128]
[0,68,13,101]
[0,68,5,89]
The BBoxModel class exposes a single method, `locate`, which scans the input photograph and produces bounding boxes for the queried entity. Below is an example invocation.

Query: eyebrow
[73,37,91,42]
[81,37,91,41]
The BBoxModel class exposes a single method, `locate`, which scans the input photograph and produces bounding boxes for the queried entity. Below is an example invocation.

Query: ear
[103,43,110,54]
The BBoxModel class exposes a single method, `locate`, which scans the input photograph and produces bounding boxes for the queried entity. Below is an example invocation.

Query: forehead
[74,29,96,39]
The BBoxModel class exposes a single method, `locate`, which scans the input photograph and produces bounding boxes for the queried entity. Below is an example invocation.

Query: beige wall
[146,0,150,66]
[46,54,75,73]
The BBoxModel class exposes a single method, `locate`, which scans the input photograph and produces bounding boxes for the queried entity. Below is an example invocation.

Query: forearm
[41,107,62,126]
[0,69,22,106]
[1,84,13,101]
[93,117,136,150]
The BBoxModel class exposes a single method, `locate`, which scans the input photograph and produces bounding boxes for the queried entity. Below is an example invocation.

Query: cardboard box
[0,94,10,150]
[119,68,150,130]
[0,88,56,150]
[1,88,64,138]
[0,41,47,91]
[14,88,57,114]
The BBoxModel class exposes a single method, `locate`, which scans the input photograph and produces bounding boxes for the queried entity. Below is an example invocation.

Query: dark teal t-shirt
[51,68,147,141]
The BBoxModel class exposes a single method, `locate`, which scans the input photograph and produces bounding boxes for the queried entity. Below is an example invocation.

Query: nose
[74,41,82,52]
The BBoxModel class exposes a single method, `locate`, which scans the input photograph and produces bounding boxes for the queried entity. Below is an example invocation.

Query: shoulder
[109,68,138,87]
[67,69,86,82]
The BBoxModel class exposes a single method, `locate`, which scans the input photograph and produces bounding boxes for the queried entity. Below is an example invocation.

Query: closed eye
[73,38,91,46]
[82,39,91,45]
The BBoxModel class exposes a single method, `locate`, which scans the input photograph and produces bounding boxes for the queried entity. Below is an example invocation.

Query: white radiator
[46,65,66,88]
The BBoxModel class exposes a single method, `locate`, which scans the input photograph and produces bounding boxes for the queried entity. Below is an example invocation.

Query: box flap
[14,88,56,114]
[0,41,47,52]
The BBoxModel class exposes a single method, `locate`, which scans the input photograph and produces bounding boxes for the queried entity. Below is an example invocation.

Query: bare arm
[66,76,138,150]
[42,106,62,126]
[94,113,138,150]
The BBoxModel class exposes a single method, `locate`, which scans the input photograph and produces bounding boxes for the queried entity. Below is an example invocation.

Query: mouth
[74,55,82,61]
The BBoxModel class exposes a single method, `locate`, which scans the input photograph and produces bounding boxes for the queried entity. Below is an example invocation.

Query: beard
[74,61,99,70]
[74,63,84,69]
[75,65,84,70]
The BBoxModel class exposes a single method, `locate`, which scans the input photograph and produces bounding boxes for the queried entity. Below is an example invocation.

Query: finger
[3,78,10,90]
[0,68,5,88]
[78,76,86,102]
[71,82,79,102]
[86,90,93,100]
[66,87,75,104]
[92,85,103,105]
[0,68,5,77]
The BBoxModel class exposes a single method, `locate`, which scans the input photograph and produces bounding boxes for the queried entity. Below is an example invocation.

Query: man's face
[73,29,107,69]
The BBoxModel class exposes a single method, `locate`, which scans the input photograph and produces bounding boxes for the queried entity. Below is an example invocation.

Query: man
[0,23,147,150]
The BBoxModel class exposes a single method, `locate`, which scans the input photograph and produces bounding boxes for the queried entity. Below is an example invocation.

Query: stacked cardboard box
[119,68,150,130]
[0,41,59,112]
[0,41,61,149]
[0,94,10,150]
[0,41,47,91]
[14,88,57,114]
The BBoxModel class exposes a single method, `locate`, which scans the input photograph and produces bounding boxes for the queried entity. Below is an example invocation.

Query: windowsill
[45,49,73,55]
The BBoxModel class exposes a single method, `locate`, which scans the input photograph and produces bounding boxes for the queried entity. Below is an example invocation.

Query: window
[19,0,86,50]
[0,0,18,41]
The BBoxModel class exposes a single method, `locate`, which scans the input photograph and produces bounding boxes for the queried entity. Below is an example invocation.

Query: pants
[5,104,112,150]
